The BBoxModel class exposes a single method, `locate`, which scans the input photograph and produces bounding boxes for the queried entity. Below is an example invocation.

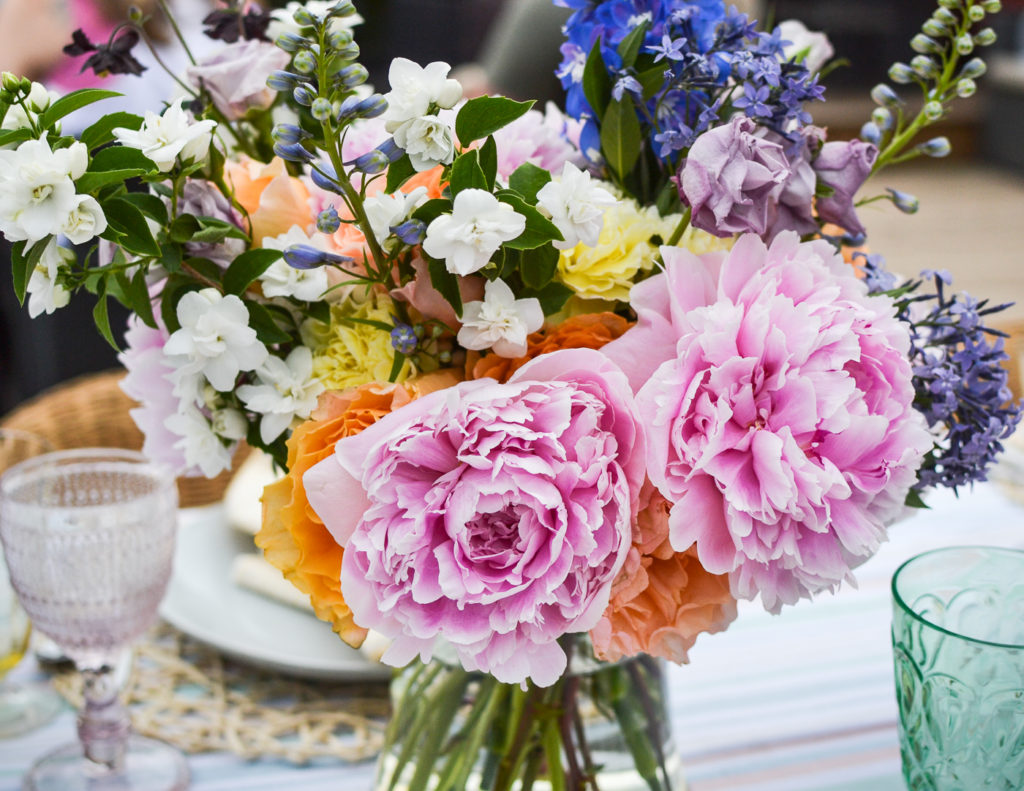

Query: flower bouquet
[1,0,1020,788]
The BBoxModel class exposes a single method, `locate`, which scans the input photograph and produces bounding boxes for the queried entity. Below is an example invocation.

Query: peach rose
[256,370,461,645]
[224,157,312,246]
[590,483,738,663]
[467,312,631,383]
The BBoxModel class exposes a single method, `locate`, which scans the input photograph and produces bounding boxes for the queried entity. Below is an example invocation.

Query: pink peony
[118,314,191,476]
[303,348,645,686]
[603,233,933,612]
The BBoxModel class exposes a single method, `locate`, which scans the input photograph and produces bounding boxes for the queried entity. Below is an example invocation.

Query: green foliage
[223,248,284,295]
[508,163,552,204]
[455,96,534,144]
[39,88,120,129]
[496,191,563,250]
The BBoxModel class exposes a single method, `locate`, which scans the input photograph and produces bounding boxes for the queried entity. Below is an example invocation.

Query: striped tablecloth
[2,481,1022,791]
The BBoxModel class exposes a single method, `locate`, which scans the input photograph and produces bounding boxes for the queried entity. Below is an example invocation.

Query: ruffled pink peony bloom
[603,233,933,612]
[118,314,191,476]
[303,348,645,686]
[678,116,818,241]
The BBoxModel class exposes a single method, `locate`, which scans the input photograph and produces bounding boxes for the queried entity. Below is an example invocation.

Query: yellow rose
[312,292,414,390]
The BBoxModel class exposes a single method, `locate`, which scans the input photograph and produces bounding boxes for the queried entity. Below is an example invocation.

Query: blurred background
[2,0,1024,413]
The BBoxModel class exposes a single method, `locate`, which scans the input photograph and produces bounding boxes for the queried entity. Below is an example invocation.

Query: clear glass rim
[0,447,172,499]
[891,544,1024,650]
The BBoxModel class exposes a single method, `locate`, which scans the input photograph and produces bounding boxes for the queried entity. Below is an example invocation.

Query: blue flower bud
[910,55,939,79]
[956,34,975,55]
[328,28,354,50]
[267,70,302,92]
[334,42,360,62]
[390,324,418,355]
[350,148,390,175]
[275,33,305,53]
[328,0,356,17]
[293,49,317,74]
[273,141,315,163]
[357,94,387,119]
[956,78,977,98]
[438,349,452,364]
[924,100,944,121]
[911,34,944,55]
[968,5,986,21]
[271,123,308,144]
[316,205,341,234]
[332,63,368,90]
[917,136,951,157]
[888,188,920,214]
[310,162,342,193]
[921,19,948,37]
[860,121,882,146]
[841,231,867,247]
[934,8,958,24]
[283,244,352,270]
[292,84,317,106]
[871,107,893,130]
[391,219,427,246]
[311,97,333,121]
[376,138,403,163]
[959,57,986,79]
[982,0,1002,12]
[888,62,914,84]
[870,83,901,108]
[974,27,997,47]
[291,6,317,27]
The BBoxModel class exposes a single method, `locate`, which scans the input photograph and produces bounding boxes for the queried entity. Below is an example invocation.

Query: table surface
[1,481,1022,791]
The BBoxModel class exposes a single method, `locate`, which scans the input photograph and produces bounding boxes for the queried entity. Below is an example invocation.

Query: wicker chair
[0,370,246,508]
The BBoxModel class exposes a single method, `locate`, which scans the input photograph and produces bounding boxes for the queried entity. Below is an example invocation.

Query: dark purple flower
[202,7,272,43]
[63,28,146,77]
[813,139,877,236]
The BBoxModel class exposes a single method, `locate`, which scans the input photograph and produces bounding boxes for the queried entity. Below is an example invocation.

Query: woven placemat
[51,623,390,765]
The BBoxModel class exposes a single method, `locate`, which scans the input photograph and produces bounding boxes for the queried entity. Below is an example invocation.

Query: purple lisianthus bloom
[303,348,645,686]
[177,179,246,266]
[678,115,808,239]
[186,39,290,120]
[603,233,933,613]
[813,139,877,236]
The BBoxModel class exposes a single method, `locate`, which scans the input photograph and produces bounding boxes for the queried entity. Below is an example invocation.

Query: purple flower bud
[316,205,341,233]
[310,161,342,193]
[860,121,881,146]
[390,324,418,355]
[391,218,426,246]
[266,70,302,91]
[283,244,352,269]
[273,141,315,163]
[917,136,951,157]
[350,148,390,175]
[870,83,901,108]
[813,139,878,236]
[274,33,305,53]
[292,83,316,106]
[888,188,920,214]
[332,63,368,90]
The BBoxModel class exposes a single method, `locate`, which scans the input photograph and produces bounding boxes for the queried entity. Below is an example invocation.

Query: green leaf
[244,299,292,345]
[77,169,147,193]
[905,489,930,509]
[449,150,488,197]
[0,128,34,148]
[427,256,462,318]
[478,136,498,191]
[10,239,48,305]
[191,217,248,244]
[508,162,552,204]
[412,198,452,225]
[388,350,406,383]
[385,154,416,193]
[522,281,573,315]
[80,111,143,151]
[183,256,223,283]
[92,294,118,350]
[518,245,560,290]
[496,191,563,250]
[601,98,642,179]
[126,268,156,328]
[159,274,199,334]
[103,197,160,257]
[223,248,284,295]
[88,144,153,172]
[168,214,201,243]
[617,21,650,69]
[40,89,121,129]
[120,192,168,225]
[455,96,535,145]
[582,39,612,119]
[636,65,667,101]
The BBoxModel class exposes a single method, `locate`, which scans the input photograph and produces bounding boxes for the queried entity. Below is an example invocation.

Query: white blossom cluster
[382,59,462,172]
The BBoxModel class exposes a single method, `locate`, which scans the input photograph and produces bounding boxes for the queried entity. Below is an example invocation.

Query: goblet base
[0,682,63,739]
[24,734,189,791]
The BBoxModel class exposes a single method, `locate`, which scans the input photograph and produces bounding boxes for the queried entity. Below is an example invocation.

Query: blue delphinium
[859,254,1022,493]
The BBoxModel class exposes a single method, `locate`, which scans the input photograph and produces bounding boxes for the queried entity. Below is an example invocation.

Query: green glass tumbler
[891,546,1024,791]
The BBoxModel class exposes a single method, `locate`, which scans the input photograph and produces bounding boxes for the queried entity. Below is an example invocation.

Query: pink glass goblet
[0,448,188,791]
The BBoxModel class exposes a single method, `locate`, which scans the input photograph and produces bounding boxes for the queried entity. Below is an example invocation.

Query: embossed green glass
[891,546,1024,791]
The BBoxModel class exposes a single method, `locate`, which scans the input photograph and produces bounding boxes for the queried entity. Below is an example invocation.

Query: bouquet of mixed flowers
[1,0,1019,787]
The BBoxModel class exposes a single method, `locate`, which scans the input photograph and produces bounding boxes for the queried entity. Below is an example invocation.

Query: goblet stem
[77,653,131,772]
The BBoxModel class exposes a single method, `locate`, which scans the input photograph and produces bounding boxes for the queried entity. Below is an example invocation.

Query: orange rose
[590,483,738,663]
[467,312,631,383]
[256,370,461,646]
[224,156,312,246]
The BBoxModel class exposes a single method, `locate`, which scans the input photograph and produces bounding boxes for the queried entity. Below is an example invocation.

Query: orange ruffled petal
[256,370,461,647]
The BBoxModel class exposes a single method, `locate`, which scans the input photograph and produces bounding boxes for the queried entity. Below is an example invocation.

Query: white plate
[160,504,391,681]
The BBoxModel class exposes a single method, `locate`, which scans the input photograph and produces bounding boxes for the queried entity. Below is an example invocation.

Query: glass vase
[374,638,687,791]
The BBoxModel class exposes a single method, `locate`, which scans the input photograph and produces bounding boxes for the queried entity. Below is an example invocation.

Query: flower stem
[665,206,691,247]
